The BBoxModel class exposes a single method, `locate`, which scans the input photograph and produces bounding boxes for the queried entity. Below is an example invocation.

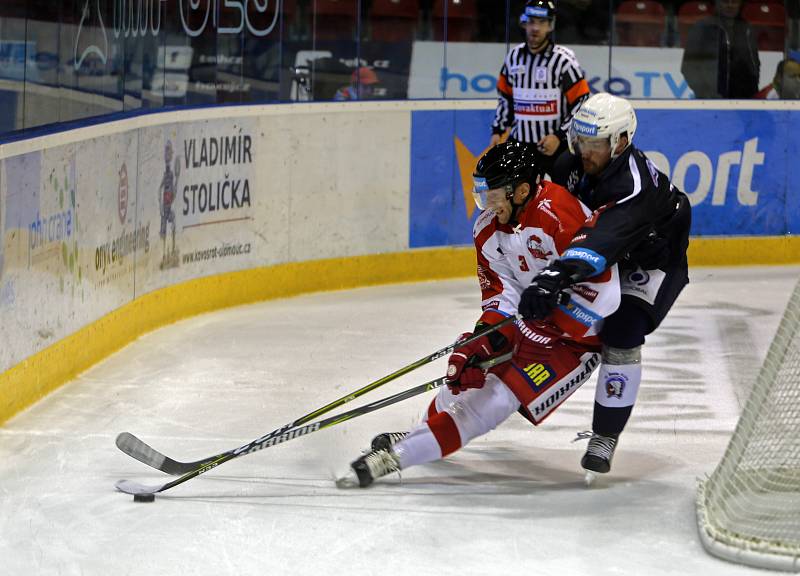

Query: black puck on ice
[133,493,156,503]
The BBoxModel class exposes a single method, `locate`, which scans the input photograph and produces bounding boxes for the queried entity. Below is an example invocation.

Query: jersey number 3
[518,255,530,272]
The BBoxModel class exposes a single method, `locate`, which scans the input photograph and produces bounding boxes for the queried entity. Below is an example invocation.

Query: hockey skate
[573,431,619,486]
[370,432,408,451]
[336,448,401,488]
[580,432,618,473]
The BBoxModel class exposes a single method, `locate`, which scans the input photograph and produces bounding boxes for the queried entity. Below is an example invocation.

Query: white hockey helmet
[568,93,637,160]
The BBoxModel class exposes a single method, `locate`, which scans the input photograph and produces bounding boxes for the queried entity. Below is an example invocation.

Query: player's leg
[348,374,520,487]
[169,209,176,251]
[585,262,689,473]
[160,207,167,252]
[584,303,647,473]
[160,198,169,237]
[351,327,600,487]
[371,376,467,450]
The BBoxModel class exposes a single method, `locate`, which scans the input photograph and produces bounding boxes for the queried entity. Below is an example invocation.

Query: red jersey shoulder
[540,182,591,225]
[540,181,585,211]
[518,182,577,226]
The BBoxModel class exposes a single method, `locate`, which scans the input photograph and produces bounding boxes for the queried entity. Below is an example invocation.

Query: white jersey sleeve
[473,209,522,319]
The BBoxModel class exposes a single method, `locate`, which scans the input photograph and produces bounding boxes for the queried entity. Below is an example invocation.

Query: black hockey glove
[626,231,670,270]
[518,260,575,320]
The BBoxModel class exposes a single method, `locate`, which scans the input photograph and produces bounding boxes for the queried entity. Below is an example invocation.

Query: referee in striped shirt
[490,0,591,176]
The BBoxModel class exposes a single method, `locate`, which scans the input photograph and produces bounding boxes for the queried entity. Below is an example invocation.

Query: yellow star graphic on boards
[453,133,508,220]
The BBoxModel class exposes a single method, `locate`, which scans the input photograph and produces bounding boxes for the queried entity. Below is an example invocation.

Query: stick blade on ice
[116,479,165,496]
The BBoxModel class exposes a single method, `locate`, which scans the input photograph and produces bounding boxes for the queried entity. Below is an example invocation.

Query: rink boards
[0,99,798,424]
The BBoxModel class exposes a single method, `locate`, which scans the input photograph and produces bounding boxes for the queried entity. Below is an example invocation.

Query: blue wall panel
[410,108,799,248]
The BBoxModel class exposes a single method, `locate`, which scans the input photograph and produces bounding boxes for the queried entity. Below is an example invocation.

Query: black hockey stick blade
[115,316,518,476]
[115,352,512,496]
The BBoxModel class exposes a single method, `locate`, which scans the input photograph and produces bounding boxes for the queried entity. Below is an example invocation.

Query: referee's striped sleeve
[556,50,590,137]
[492,60,514,134]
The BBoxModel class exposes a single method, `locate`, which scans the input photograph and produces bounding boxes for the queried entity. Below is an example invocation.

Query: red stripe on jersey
[551,308,602,344]
[475,218,504,300]
[581,201,616,229]
[552,307,589,336]
[427,397,439,421]
[428,411,462,457]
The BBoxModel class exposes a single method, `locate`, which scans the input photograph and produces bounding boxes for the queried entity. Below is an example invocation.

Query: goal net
[696,278,800,572]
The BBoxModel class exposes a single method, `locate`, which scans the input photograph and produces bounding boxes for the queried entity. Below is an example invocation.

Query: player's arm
[549,205,621,342]
[446,216,518,394]
[564,190,656,277]
[522,196,650,319]
[491,60,514,143]
[472,215,520,351]
[517,182,628,321]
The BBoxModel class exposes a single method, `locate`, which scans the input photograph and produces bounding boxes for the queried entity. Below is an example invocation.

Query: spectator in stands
[334,67,380,101]
[555,0,609,44]
[756,50,800,99]
[681,0,759,98]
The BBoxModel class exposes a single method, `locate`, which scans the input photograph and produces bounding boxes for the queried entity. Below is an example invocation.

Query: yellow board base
[688,235,800,266]
[1,236,799,426]
[0,248,475,426]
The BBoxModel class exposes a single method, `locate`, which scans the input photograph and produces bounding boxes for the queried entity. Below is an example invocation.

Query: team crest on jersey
[534,67,548,82]
[605,372,628,399]
[527,234,552,260]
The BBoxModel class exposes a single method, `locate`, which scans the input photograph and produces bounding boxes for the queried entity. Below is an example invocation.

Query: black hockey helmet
[472,141,542,209]
[521,0,556,23]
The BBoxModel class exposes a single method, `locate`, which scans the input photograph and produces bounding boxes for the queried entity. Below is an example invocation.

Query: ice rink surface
[1,265,799,576]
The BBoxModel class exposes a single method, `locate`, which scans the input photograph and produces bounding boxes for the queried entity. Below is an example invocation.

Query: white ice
[1,265,798,576]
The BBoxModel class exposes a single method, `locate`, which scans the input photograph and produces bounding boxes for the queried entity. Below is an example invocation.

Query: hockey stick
[116,316,518,476]
[116,352,512,496]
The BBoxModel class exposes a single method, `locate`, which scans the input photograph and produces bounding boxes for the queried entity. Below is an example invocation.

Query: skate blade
[584,470,598,487]
[335,470,360,489]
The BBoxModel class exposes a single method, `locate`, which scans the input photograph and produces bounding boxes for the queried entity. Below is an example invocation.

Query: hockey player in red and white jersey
[343,141,621,488]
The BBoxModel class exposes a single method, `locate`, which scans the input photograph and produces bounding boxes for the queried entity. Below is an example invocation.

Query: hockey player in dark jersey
[519,93,692,476]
